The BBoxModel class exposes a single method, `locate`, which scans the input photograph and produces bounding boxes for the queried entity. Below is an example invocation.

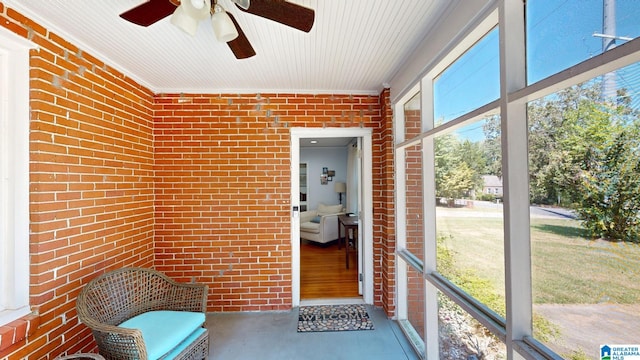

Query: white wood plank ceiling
[4,0,451,94]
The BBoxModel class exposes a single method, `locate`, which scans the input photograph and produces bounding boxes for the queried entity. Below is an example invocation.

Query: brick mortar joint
[0,312,40,352]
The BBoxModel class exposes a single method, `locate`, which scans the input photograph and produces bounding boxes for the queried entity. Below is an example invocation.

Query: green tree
[440,162,476,204]
[527,79,640,242]
[576,129,640,242]
[457,139,487,194]
[528,95,571,205]
[527,83,605,205]
[435,133,478,204]
[435,132,458,199]
[481,115,501,178]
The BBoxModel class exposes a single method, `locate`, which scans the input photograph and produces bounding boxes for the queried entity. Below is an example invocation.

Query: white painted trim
[510,37,640,104]
[356,137,364,295]
[0,26,36,326]
[360,132,374,305]
[290,135,301,306]
[499,0,533,346]
[420,76,439,360]
[154,88,381,96]
[290,127,374,306]
[394,101,408,320]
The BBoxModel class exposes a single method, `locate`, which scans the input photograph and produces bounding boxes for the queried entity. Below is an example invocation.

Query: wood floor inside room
[300,240,359,299]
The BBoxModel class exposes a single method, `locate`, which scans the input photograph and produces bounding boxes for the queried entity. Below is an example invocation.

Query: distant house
[482,175,503,197]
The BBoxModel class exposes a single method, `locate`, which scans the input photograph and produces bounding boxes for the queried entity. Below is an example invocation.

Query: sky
[430,0,640,142]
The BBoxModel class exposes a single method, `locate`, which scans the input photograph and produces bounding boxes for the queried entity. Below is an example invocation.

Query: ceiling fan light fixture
[183,0,212,21]
[170,6,199,36]
[211,4,239,42]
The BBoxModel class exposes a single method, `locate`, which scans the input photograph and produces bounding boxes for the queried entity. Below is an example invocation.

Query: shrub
[576,130,640,243]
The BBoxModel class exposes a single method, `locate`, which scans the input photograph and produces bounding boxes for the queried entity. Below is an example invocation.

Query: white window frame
[392,1,640,359]
[0,26,35,325]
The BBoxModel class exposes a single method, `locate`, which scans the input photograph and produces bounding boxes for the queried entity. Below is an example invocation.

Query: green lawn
[436,210,640,305]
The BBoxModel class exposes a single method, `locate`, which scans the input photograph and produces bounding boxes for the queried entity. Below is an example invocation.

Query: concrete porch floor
[207,305,420,360]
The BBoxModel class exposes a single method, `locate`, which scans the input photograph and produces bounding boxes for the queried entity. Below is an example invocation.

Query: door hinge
[359,273,363,281]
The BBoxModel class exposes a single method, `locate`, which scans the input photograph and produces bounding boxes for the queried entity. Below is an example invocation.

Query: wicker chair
[76,267,209,360]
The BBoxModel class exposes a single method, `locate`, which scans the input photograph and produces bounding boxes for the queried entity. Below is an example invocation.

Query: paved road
[529,205,575,219]
[438,200,576,220]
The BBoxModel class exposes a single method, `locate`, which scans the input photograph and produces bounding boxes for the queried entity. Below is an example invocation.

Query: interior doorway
[290,128,373,306]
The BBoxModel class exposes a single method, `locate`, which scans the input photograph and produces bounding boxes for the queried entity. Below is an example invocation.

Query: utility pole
[593,0,634,103]
[601,0,616,101]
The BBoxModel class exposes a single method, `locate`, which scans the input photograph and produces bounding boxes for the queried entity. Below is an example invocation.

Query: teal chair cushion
[162,327,206,360]
[119,310,205,360]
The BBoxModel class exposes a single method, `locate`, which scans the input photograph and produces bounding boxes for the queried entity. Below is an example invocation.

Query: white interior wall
[346,141,359,214]
[300,146,348,210]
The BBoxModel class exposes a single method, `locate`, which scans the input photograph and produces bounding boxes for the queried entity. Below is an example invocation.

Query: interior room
[1,0,639,359]
[298,137,360,300]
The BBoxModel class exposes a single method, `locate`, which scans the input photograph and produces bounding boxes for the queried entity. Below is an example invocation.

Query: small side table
[338,214,358,269]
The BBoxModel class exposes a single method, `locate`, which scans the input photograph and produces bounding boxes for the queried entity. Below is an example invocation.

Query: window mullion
[421,77,439,360]
[499,0,532,357]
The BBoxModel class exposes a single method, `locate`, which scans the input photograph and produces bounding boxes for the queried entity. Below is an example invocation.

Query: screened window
[394,1,640,359]
[433,28,499,124]
[527,0,640,84]
[435,117,504,316]
[396,21,503,359]
[529,61,640,357]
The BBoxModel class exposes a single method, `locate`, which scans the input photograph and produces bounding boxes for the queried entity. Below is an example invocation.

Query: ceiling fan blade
[231,0,251,11]
[237,0,314,33]
[226,13,256,59]
[120,0,178,27]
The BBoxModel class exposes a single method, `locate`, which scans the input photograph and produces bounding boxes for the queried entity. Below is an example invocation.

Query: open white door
[290,135,301,305]
[357,137,364,294]
[347,138,364,295]
[290,128,373,306]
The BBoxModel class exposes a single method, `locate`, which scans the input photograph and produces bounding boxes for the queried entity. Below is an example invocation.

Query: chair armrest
[86,322,147,360]
[166,282,208,313]
[320,213,343,241]
[299,210,317,223]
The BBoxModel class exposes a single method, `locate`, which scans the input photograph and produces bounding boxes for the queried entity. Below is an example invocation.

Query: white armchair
[299,203,344,244]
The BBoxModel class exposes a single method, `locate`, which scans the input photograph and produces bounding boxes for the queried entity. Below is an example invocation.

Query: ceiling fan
[119,0,315,59]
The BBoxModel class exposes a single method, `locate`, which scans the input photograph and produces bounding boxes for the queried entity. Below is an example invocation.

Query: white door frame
[290,127,374,306]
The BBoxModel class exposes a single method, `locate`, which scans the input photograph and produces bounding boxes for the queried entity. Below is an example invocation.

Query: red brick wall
[403,109,425,334]
[376,89,396,314]
[403,106,424,337]
[2,5,155,359]
[1,4,397,359]
[404,110,424,257]
[153,92,395,312]
[407,266,425,339]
